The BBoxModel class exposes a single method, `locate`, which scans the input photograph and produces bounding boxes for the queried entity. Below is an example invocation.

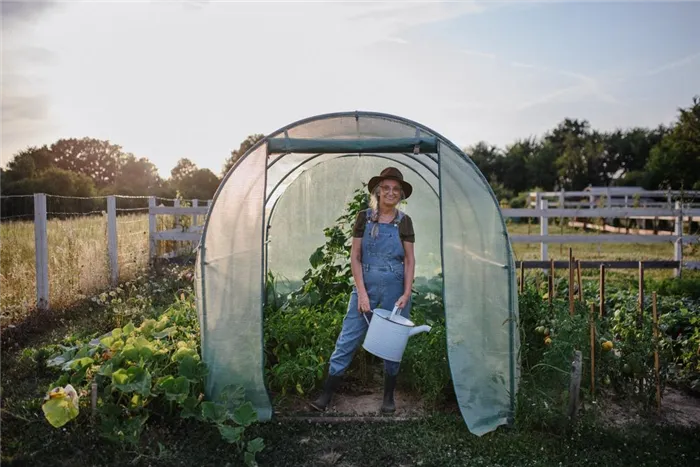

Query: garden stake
[548,273,553,308]
[550,258,555,299]
[568,350,583,421]
[652,292,661,413]
[638,262,644,329]
[599,265,605,318]
[569,249,574,316]
[520,262,524,294]
[91,381,97,417]
[590,304,595,396]
[577,260,583,302]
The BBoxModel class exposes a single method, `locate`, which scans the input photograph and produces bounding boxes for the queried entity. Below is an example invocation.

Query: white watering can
[362,306,432,363]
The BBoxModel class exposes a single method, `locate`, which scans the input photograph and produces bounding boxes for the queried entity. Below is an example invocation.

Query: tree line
[1,96,697,218]
[470,96,700,206]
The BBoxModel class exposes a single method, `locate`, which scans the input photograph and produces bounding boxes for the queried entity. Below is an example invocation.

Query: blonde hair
[367,184,406,239]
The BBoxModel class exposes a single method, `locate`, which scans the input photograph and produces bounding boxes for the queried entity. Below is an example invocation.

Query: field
[0,214,188,325]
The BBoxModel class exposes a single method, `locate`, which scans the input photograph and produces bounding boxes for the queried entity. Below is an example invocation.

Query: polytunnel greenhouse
[194,111,520,436]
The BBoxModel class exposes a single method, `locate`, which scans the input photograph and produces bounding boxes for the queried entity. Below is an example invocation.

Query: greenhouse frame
[194,111,520,436]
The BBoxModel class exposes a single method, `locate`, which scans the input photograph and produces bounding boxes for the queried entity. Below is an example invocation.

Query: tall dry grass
[1,213,150,324]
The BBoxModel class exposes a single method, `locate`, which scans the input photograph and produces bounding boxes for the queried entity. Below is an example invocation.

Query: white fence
[8,189,700,311]
[24,194,211,310]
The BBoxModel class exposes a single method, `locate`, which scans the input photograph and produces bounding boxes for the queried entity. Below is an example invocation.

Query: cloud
[642,51,700,77]
[0,0,58,26]
[508,60,619,111]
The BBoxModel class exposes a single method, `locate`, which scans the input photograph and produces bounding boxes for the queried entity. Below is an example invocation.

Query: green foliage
[41,290,264,466]
[516,275,700,431]
[288,185,368,308]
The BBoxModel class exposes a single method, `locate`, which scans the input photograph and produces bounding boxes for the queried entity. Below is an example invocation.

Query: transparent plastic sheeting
[267,156,441,294]
[439,142,520,436]
[198,143,272,421]
[196,112,519,435]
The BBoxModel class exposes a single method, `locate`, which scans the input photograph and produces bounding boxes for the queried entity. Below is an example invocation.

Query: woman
[310,167,416,414]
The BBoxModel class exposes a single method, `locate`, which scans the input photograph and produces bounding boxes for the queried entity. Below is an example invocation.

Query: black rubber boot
[309,374,342,412]
[381,374,398,414]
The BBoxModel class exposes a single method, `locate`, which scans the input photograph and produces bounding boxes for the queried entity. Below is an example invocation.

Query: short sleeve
[399,214,415,243]
[352,211,367,238]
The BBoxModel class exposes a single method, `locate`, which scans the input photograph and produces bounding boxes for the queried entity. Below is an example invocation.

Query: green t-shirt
[352,209,415,243]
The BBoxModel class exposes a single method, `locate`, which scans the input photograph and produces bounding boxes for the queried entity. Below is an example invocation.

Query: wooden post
[674,201,682,278]
[34,193,49,310]
[590,304,596,396]
[568,350,582,420]
[107,196,118,287]
[550,258,555,299]
[599,265,605,318]
[638,262,644,328]
[652,292,661,413]
[148,196,157,259]
[577,260,583,302]
[519,261,525,294]
[569,249,574,316]
[91,381,98,417]
[540,199,548,263]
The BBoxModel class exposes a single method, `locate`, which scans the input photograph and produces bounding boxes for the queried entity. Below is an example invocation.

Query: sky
[2,0,699,178]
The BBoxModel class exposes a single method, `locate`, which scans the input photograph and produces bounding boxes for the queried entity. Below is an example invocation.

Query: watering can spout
[409,325,432,337]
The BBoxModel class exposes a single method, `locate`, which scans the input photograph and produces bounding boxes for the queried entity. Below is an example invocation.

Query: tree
[50,137,126,188]
[3,146,54,182]
[644,96,700,190]
[466,141,503,184]
[168,158,221,200]
[222,134,265,175]
[170,158,198,183]
[111,154,162,196]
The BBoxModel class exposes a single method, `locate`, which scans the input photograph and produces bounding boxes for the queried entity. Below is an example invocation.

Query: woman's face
[378,179,402,207]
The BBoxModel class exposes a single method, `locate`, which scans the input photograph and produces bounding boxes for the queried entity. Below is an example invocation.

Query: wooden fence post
[599,265,605,318]
[107,196,118,286]
[34,193,49,310]
[148,196,156,259]
[674,200,682,277]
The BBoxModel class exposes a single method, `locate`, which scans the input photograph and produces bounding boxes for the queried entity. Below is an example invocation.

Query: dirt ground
[598,386,700,428]
[277,376,700,429]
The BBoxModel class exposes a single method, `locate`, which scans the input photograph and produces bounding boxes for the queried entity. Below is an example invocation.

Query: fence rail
[3,188,700,311]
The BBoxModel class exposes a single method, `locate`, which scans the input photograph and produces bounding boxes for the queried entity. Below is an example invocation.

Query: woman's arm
[350,237,365,295]
[401,240,415,299]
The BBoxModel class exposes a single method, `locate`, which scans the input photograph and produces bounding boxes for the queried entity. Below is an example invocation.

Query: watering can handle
[390,306,401,320]
[362,311,371,326]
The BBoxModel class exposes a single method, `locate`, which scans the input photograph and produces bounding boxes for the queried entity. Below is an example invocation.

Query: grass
[0,213,187,326]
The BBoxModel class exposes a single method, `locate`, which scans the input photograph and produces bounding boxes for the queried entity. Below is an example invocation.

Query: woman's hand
[395,293,411,310]
[357,291,371,313]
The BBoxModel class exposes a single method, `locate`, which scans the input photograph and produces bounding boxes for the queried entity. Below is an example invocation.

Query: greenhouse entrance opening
[195,112,520,436]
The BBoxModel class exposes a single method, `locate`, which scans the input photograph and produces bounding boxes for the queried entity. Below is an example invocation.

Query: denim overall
[328,208,412,377]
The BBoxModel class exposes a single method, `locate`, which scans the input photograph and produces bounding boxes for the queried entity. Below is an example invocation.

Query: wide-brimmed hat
[367,167,413,199]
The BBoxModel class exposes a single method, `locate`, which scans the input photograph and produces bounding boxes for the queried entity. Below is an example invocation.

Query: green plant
[41,291,264,466]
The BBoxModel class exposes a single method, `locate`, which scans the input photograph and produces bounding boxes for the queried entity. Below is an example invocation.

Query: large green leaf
[232,402,257,427]
[200,401,227,423]
[111,366,152,395]
[178,355,208,383]
[179,396,201,419]
[218,425,244,444]
[42,396,79,428]
[158,375,189,403]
